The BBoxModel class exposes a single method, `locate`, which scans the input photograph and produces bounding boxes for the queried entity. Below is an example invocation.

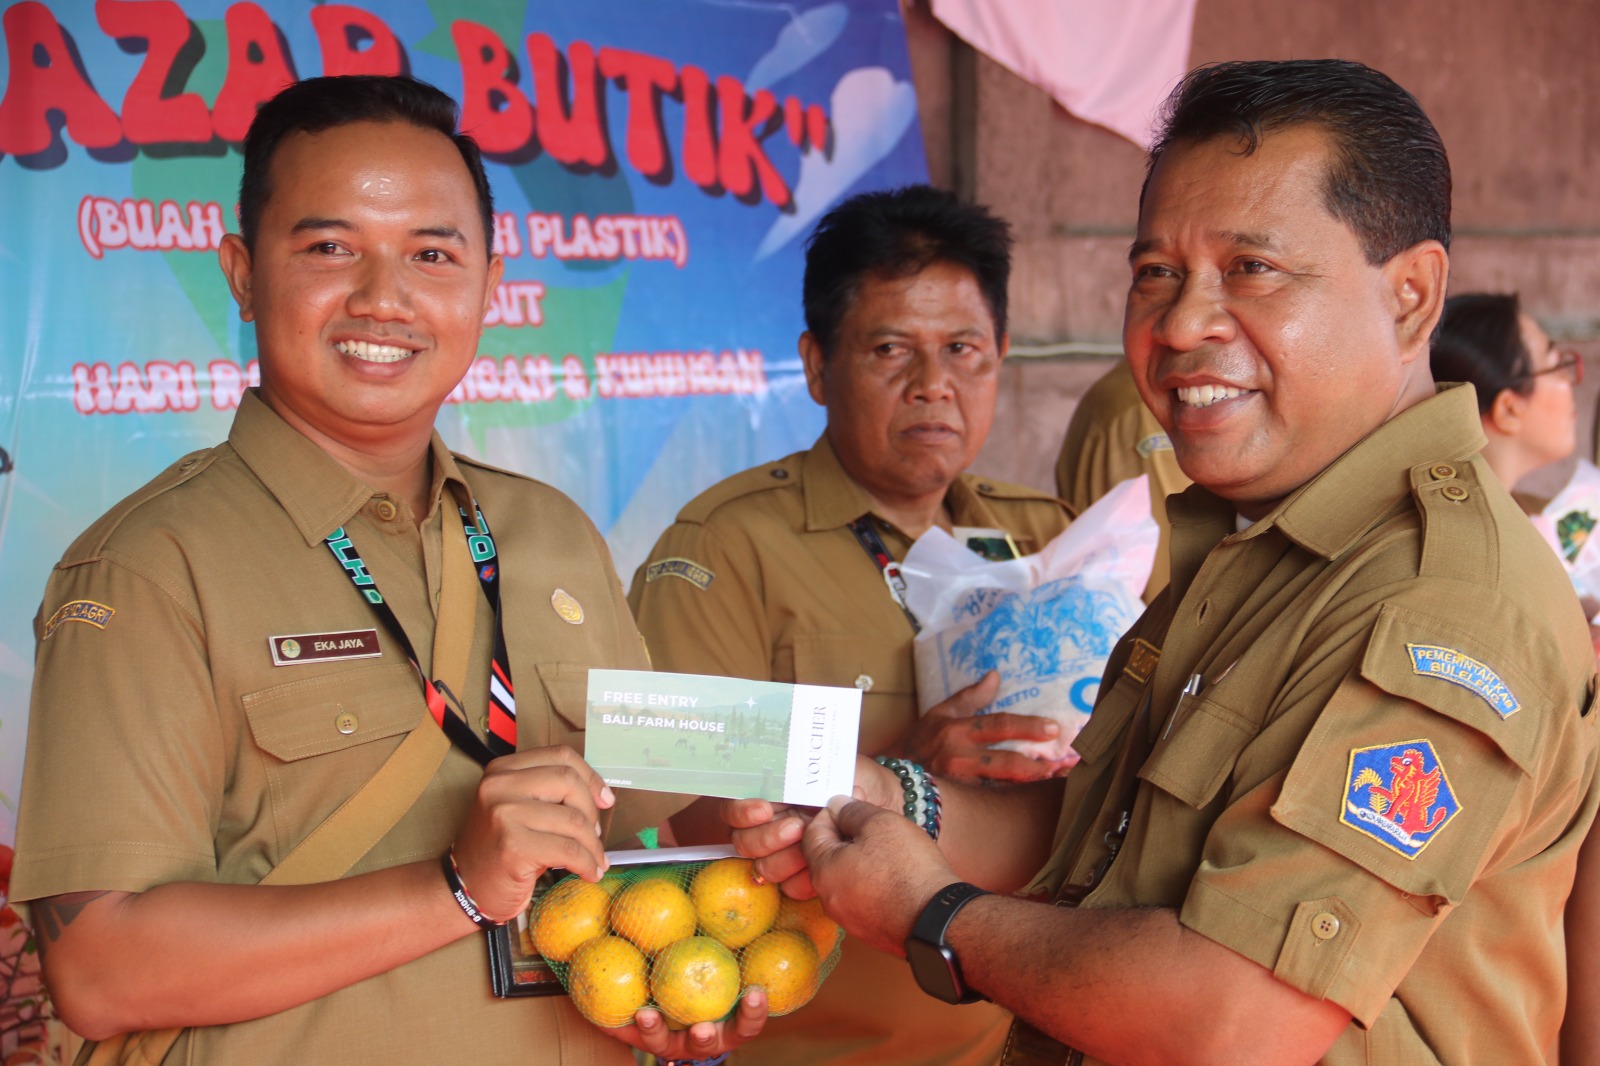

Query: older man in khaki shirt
[631,186,1072,1066]
[732,60,1600,1066]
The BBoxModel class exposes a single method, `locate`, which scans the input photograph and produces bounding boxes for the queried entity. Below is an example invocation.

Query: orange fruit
[650,936,742,1025]
[610,876,697,955]
[773,895,843,959]
[739,929,821,1015]
[530,878,613,963]
[568,935,649,1027]
[690,857,780,949]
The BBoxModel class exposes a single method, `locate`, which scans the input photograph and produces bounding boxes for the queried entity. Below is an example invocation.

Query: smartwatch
[904,881,990,1004]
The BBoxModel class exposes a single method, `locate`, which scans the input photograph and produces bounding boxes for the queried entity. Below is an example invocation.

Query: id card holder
[953,526,1021,562]
[488,869,568,998]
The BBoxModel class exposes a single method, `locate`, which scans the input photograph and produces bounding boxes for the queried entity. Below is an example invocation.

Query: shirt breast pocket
[535,660,591,751]
[1140,695,1260,810]
[791,632,914,754]
[242,661,423,857]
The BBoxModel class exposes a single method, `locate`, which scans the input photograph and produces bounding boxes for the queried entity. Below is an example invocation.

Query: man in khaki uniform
[630,186,1072,1066]
[734,60,1600,1064]
[10,76,760,1065]
[1054,361,1190,600]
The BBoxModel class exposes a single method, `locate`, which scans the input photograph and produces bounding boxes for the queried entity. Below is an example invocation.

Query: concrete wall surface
[900,0,1600,502]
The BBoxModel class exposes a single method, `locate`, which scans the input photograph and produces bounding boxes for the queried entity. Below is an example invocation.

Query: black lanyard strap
[324,496,516,765]
[847,515,921,634]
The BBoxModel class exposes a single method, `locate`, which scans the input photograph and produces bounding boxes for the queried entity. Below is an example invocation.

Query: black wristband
[441,848,504,928]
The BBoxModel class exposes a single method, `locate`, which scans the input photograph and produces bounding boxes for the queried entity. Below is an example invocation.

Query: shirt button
[1442,485,1470,502]
[1310,911,1341,940]
[178,457,200,472]
[335,712,359,735]
[978,482,995,493]
[854,674,874,691]
[375,499,399,521]
[1430,463,1456,480]
[479,714,492,733]
[770,468,789,480]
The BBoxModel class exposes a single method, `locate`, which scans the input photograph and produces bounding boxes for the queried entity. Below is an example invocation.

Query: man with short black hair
[630,184,1074,1066]
[735,59,1600,1064]
[11,74,762,1064]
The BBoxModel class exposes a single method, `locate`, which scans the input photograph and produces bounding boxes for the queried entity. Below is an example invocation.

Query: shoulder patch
[1407,644,1520,719]
[43,599,116,639]
[1135,432,1173,459]
[1341,739,1461,858]
[645,557,715,590]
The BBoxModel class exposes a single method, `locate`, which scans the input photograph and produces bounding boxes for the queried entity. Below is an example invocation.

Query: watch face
[905,935,965,1004]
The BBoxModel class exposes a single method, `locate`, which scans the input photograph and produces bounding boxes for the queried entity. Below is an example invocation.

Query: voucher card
[585,669,862,807]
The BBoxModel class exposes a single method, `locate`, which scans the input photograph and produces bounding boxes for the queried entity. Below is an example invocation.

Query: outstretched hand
[902,672,1072,784]
[724,796,817,898]
[803,794,954,957]
[724,755,909,898]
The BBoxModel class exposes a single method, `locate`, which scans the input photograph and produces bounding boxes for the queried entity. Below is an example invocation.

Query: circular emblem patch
[280,638,301,659]
[551,589,585,625]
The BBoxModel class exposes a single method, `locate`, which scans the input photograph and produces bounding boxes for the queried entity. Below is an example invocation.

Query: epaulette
[1409,457,1499,585]
[58,447,220,568]
[675,452,805,525]
[967,475,1069,505]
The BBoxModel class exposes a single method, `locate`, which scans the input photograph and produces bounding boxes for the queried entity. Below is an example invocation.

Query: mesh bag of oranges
[528,855,843,1028]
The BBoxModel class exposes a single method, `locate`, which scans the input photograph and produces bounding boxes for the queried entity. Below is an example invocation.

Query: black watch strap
[907,881,991,1003]
[912,881,991,943]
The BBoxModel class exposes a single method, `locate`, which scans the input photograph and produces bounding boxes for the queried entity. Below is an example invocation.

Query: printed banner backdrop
[0,0,928,846]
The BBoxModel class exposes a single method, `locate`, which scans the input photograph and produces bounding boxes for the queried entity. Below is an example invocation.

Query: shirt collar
[802,433,878,532]
[799,433,1002,533]
[1181,383,1486,561]
[229,389,469,546]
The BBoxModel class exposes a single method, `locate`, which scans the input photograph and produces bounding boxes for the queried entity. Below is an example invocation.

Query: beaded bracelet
[441,847,505,929]
[874,756,942,840]
[665,1056,730,1066]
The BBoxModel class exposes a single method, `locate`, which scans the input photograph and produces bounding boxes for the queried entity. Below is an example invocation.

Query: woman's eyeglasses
[1523,350,1585,387]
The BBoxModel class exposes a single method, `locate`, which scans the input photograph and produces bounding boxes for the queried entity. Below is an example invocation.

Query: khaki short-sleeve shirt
[1055,361,1190,601]
[13,392,676,1065]
[629,433,1072,1066]
[1026,385,1600,1065]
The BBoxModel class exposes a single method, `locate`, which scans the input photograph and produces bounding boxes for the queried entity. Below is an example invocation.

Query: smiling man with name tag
[10,75,764,1066]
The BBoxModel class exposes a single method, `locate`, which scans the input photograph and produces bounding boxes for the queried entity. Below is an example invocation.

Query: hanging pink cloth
[928,0,1199,149]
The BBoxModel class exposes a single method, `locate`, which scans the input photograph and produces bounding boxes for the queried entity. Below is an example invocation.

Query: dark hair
[802,185,1012,356]
[1145,60,1451,264]
[1431,293,1533,414]
[238,75,494,258]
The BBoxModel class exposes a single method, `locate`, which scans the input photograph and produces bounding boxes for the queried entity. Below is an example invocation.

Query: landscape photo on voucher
[585,669,860,806]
